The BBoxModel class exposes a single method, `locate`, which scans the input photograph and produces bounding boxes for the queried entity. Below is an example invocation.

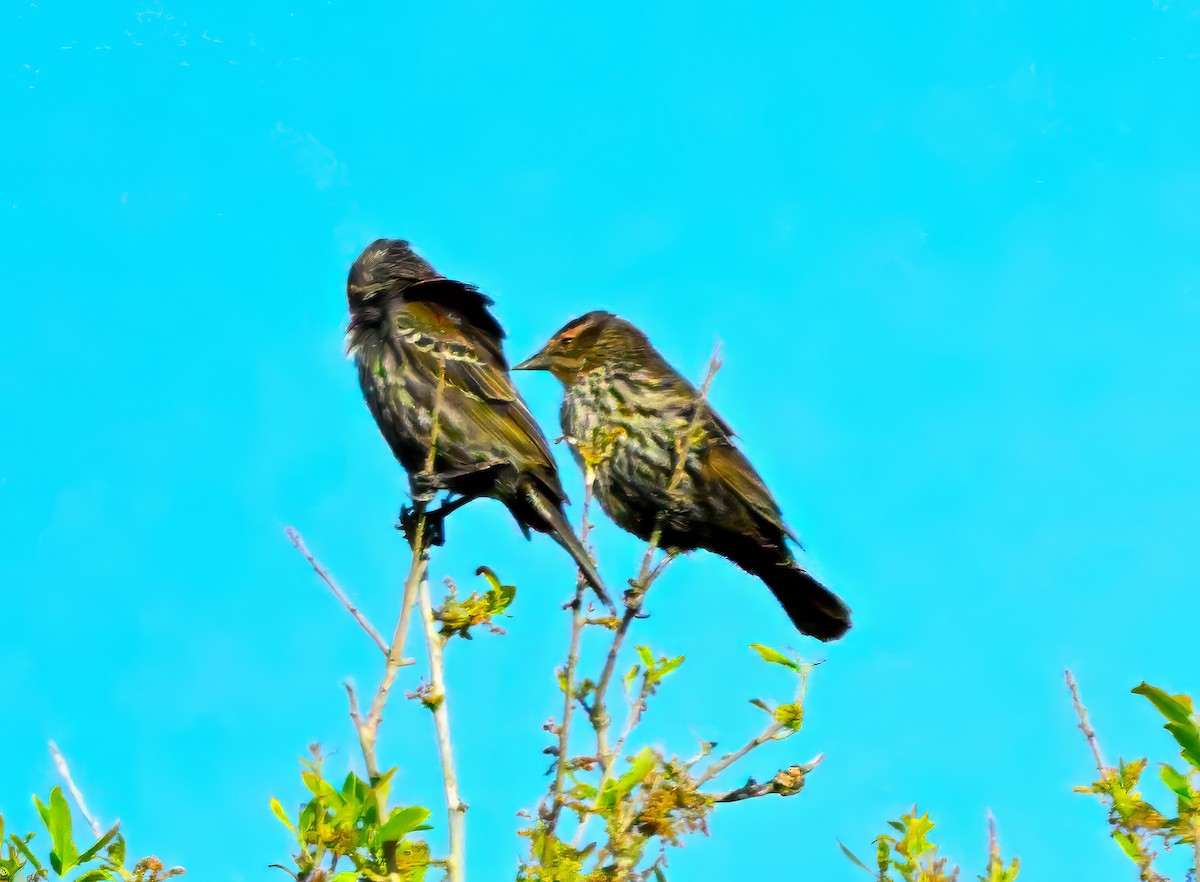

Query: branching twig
[705,755,823,803]
[986,810,1000,878]
[612,676,653,763]
[286,526,390,656]
[697,665,810,787]
[1064,669,1106,774]
[418,578,466,882]
[48,740,102,838]
[695,722,785,786]
[544,468,596,839]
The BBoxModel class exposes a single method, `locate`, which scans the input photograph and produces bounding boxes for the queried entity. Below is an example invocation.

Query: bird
[514,311,850,640]
[345,238,610,607]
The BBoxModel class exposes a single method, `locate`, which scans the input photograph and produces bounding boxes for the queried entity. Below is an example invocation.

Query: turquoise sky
[3,1,1199,879]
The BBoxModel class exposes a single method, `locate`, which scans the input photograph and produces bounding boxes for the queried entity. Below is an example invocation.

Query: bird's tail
[737,551,851,642]
[524,487,613,609]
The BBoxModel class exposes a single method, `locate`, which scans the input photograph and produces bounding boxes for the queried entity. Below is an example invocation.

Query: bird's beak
[513,348,551,371]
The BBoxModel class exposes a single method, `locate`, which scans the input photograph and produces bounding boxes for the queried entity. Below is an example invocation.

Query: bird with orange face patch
[516,311,850,640]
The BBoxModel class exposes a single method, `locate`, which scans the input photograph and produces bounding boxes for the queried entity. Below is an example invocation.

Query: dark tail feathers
[524,486,613,609]
[743,555,851,642]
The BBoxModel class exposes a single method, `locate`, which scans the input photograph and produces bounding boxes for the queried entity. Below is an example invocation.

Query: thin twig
[545,469,596,839]
[48,741,102,838]
[612,676,653,762]
[695,722,785,786]
[286,527,390,656]
[705,755,823,803]
[418,578,466,882]
[1064,669,1106,774]
[987,810,998,877]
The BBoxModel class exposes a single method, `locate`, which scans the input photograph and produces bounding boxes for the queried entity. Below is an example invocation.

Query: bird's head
[514,311,646,383]
[347,238,441,310]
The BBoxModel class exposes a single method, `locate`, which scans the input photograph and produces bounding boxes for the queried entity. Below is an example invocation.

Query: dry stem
[1064,669,1106,773]
[544,469,596,839]
[418,578,466,882]
[706,754,824,803]
[286,527,390,656]
[48,740,102,838]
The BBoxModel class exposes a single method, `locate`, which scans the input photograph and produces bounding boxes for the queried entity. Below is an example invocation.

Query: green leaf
[596,778,619,814]
[475,566,504,593]
[377,806,431,844]
[48,786,79,875]
[1113,831,1142,860]
[34,796,51,831]
[649,655,684,683]
[636,645,655,668]
[624,664,641,692]
[1166,720,1200,767]
[1160,764,1192,799]
[331,874,360,882]
[10,835,42,873]
[105,834,126,869]
[77,824,120,864]
[1132,683,1194,727]
[270,799,298,836]
[837,840,873,874]
[748,643,800,672]
[653,867,667,882]
[617,747,656,795]
[70,870,112,882]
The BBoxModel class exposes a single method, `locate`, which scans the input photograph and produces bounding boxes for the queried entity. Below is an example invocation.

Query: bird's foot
[396,494,473,548]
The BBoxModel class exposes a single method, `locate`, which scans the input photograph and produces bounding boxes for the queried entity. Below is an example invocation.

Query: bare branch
[706,756,823,803]
[48,740,102,838]
[286,526,389,656]
[544,469,597,839]
[612,675,652,762]
[1064,669,1106,774]
[418,578,466,882]
[695,721,785,787]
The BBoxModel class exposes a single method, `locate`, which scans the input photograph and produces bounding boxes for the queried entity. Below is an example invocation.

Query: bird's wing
[384,295,563,491]
[401,279,508,365]
[704,435,802,547]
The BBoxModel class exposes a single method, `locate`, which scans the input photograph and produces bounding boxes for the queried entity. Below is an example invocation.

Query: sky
[2,0,1199,879]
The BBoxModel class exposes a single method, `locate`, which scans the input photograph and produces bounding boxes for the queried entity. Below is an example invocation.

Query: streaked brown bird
[346,239,610,606]
[514,311,850,640]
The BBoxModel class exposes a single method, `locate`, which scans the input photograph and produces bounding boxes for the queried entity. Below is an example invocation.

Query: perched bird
[345,239,610,606]
[514,311,850,640]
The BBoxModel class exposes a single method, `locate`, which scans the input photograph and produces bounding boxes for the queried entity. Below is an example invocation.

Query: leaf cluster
[525,642,816,881]
[432,567,516,639]
[1073,682,1200,881]
[840,810,1018,882]
[0,788,179,882]
[270,748,432,882]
